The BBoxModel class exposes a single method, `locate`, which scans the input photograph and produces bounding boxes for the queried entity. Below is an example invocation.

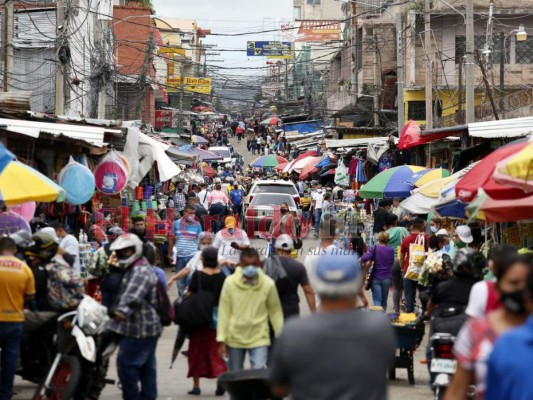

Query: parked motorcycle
[429,333,457,400]
[31,296,113,400]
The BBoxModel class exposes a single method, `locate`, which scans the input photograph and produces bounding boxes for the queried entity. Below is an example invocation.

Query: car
[208,146,235,167]
[244,180,300,214]
[244,193,300,237]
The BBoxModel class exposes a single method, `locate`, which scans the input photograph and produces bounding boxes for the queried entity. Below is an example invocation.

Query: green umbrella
[359,165,428,199]
[250,154,288,168]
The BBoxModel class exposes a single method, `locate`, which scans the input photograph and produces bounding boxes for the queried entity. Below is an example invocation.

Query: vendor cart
[388,316,425,385]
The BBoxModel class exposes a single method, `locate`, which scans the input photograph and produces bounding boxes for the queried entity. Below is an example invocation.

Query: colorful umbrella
[406,168,451,187]
[0,142,66,206]
[283,150,318,173]
[492,141,533,192]
[480,192,533,223]
[359,165,427,199]
[274,162,289,171]
[299,157,323,180]
[250,154,288,168]
[260,116,279,126]
[191,135,208,145]
[456,142,531,202]
[179,145,222,161]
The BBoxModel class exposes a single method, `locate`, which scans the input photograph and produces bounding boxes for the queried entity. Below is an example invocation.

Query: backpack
[155,279,174,327]
[230,189,244,206]
[46,260,85,311]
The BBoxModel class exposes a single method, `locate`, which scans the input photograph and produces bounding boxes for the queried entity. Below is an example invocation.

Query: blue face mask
[242,265,259,278]
[228,228,235,235]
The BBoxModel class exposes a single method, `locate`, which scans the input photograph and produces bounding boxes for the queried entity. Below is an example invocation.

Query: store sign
[282,21,341,43]
[155,110,174,129]
[165,77,212,94]
[158,47,186,56]
[246,41,293,57]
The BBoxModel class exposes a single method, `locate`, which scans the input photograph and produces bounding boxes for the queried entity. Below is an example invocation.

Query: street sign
[246,41,293,57]
[158,47,186,56]
[165,77,211,94]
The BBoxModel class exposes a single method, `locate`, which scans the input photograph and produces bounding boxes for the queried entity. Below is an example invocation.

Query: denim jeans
[371,278,392,311]
[314,208,322,234]
[403,278,419,313]
[117,335,159,400]
[227,346,268,371]
[175,255,194,297]
[391,261,403,312]
[209,203,226,233]
[0,322,23,400]
[302,210,311,227]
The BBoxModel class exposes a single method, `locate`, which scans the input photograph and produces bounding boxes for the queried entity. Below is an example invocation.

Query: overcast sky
[152,0,293,79]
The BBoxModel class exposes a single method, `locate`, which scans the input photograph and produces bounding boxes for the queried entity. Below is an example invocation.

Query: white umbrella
[400,192,439,215]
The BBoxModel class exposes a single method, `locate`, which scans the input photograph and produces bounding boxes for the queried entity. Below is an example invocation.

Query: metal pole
[178,62,185,134]
[373,34,380,127]
[284,59,289,100]
[352,1,358,100]
[499,31,505,114]
[424,0,433,130]
[476,49,499,120]
[55,0,65,114]
[396,13,404,129]
[465,0,475,124]
[3,0,14,91]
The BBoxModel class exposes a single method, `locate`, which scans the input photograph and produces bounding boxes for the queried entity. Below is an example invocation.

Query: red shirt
[400,232,429,271]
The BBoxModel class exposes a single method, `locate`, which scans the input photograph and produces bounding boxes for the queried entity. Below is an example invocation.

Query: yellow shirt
[0,256,35,322]
[301,196,311,210]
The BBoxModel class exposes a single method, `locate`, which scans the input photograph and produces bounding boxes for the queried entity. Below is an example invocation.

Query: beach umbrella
[191,135,208,145]
[406,168,451,187]
[299,157,324,180]
[401,192,439,215]
[479,192,533,222]
[492,141,533,192]
[455,141,531,202]
[179,145,222,161]
[314,156,331,169]
[0,142,66,206]
[359,165,428,199]
[250,155,288,168]
[283,150,319,173]
[260,116,279,126]
[274,162,288,171]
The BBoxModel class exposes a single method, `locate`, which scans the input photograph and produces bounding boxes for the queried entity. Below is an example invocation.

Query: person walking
[311,186,324,237]
[197,183,209,211]
[173,184,188,216]
[207,183,229,233]
[0,237,35,400]
[269,249,395,399]
[251,136,258,155]
[168,205,203,296]
[228,181,245,220]
[300,190,312,229]
[186,247,227,396]
[268,202,298,255]
[212,216,250,270]
[361,231,395,311]
[385,214,409,313]
[109,234,161,400]
[217,248,283,371]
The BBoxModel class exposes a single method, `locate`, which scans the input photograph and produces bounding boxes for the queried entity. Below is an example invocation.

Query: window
[407,101,442,121]
[515,37,533,64]
[454,36,488,64]
[307,0,320,4]
[293,6,302,20]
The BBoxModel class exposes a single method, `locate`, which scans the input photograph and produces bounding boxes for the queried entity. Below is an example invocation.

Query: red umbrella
[299,157,323,180]
[274,162,288,171]
[282,150,319,173]
[455,142,531,202]
[201,164,215,177]
[481,193,533,222]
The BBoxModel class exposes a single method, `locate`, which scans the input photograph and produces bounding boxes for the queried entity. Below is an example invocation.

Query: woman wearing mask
[300,190,312,228]
[268,202,297,256]
[429,218,443,234]
[207,184,229,233]
[444,253,533,400]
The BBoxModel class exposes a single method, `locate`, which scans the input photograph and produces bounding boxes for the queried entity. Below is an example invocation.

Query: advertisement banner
[165,77,211,94]
[155,110,172,129]
[283,21,341,43]
[246,41,293,57]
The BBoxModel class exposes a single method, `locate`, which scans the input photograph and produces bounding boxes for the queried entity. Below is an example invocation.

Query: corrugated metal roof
[326,137,389,148]
[0,118,121,147]
[468,116,533,138]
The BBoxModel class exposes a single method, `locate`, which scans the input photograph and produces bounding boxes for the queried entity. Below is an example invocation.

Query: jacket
[216,267,283,349]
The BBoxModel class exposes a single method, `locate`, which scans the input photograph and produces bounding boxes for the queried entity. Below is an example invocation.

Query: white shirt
[212,228,250,265]
[312,192,324,209]
[465,280,490,318]
[198,189,209,210]
[60,234,81,273]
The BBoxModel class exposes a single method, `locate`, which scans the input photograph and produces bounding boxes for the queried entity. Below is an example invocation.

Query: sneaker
[188,388,201,396]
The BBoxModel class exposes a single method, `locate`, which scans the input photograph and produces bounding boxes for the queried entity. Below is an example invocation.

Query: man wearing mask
[300,190,312,228]
[311,186,324,238]
[168,205,202,296]
[212,216,250,270]
[449,225,474,259]
[173,183,188,216]
[217,248,283,371]
[268,202,297,253]
[229,181,245,219]
[52,222,81,272]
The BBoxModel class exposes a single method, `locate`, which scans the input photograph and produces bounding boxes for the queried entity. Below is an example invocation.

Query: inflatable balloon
[58,157,96,205]
[94,151,128,195]
[0,211,31,235]
[7,201,36,222]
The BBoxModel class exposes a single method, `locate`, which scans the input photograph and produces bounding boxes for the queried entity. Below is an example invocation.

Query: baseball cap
[233,181,238,186]
[455,225,473,244]
[310,248,362,297]
[436,228,449,237]
[39,227,59,243]
[225,216,237,228]
[274,234,294,251]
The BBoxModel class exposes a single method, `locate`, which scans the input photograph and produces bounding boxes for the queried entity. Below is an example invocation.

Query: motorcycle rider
[108,233,161,400]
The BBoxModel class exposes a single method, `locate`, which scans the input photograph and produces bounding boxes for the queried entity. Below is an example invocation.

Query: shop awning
[468,116,533,139]
[325,137,389,149]
[0,117,121,147]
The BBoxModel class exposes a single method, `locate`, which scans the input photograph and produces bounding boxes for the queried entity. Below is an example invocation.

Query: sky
[152,0,293,80]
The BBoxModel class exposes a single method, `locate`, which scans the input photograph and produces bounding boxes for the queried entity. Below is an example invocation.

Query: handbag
[405,234,427,281]
[363,246,377,291]
[173,273,214,329]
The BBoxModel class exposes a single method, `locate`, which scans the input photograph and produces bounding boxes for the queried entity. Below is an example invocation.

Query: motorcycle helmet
[10,229,33,249]
[109,233,143,269]
[453,248,486,281]
[23,232,59,261]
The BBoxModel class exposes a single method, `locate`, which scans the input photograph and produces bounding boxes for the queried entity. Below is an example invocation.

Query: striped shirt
[173,218,202,258]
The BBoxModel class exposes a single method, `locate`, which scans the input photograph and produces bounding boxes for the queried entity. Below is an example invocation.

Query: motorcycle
[31,296,113,400]
[429,333,456,400]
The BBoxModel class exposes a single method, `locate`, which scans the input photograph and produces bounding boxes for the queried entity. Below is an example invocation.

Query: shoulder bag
[173,272,214,329]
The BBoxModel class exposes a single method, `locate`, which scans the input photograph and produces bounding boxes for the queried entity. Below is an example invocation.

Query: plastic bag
[335,160,350,186]
[405,235,427,281]
[58,156,95,205]
[94,151,128,195]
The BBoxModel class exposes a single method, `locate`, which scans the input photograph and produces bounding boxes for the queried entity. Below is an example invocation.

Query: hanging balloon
[0,211,31,235]
[7,201,36,222]
[58,157,96,205]
[94,151,128,195]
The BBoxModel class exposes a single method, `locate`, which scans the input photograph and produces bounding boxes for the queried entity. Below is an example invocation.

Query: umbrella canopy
[283,150,319,173]
[455,141,531,202]
[180,145,222,161]
[0,143,66,206]
[274,162,288,171]
[299,157,323,180]
[314,156,331,169]
[250,154,288,168]
[406,168,451,187]
[480,193,533,222]
[401,192,439,215]
[359,165,427,199]
[320,168,336,177]
[260,116,279,126]
[201,163,215,178]
[492,141,533,192]
[418,176,455,198]
[191,135,208,145]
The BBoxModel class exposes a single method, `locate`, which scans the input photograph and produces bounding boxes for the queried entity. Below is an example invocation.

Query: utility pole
[177,62,185,134]
[3,0,14,91]
[373,34,380,127]
[465,0,475,125]
[284,59,289,100]
[351,0,358,102]
[396,13,404,130]
[499,31,505,114]
[55,0,65,114]
[424,0,433,130]
[476,49,499,120]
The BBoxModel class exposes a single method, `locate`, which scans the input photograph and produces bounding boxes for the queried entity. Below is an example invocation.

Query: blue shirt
[173,218,202,258]
[486,316,533,400]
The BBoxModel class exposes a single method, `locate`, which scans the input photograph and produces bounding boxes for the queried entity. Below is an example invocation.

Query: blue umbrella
[433,199,468,219]
[314,156,331,169]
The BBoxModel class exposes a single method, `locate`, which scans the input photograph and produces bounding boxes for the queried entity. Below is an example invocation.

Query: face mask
[430,226,438,233]
[456,240,466,249]
[500,289,527,315]
[280,208,288,214]
[227,228,235,235]
[317,189,322,193]
[187,216,194,223]
[242,265,259,278]
[199,244,210,250]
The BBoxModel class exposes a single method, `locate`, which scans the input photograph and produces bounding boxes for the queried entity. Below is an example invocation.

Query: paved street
[13,137,432,399]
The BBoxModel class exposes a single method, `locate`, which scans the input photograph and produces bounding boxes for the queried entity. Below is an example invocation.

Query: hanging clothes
[348,158,358,176]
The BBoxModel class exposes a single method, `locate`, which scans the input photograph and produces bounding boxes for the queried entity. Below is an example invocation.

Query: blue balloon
[59,161,95,205]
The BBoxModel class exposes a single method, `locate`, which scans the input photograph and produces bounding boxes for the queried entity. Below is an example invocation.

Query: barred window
[455,36,487,64]
[515,37,533,64]
[407,101,442,121]
[307,0,320,4]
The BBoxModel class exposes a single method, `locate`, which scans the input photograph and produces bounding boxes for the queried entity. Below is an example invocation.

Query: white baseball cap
[274,234,294,251]
[436,228,449,237]
[455,225,473,244]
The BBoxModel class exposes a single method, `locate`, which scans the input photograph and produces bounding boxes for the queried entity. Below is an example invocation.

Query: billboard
[282,21,341,43]
[247,41,293,57]
[155,110,175,129]
[165,77,211,94]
